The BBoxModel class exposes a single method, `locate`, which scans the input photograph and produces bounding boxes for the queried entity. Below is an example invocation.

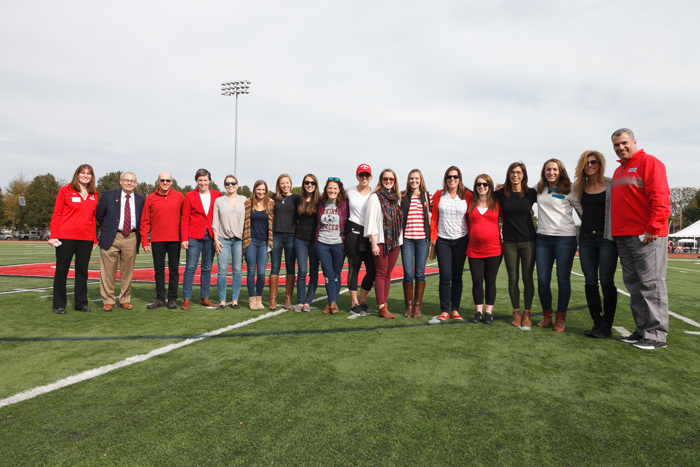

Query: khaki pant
[99,231,138,305]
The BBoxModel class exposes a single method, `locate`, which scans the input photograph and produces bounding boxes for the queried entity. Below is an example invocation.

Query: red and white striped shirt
[404,195,426,239]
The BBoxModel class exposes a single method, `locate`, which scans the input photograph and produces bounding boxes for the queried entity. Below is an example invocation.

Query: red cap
[356,164,372,175]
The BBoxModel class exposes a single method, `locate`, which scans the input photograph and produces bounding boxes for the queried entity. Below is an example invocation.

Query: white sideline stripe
[0,309,286,409]
[613,326,631,337]
[0,281,100,296]
[684,331,700,335]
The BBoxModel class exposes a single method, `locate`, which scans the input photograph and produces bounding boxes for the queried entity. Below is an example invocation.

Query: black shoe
[76,306,92,312]
[469,312,483,323]
[360,302,371,316]
[633,338,667,350]
[350,303,363,314]
[482,313,494,324]
[147,300,166,310]
[216,304,225,310]
[54,307,66,314]
[230,303,240,309]
[166,300,178,309]
[584,323,602,337]
[621,332,643,344]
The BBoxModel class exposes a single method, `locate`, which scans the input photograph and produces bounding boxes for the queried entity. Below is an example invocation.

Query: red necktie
[122,194,131,236]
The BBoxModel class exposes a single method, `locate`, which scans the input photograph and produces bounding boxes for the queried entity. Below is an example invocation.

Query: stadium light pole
[221,81,251,178]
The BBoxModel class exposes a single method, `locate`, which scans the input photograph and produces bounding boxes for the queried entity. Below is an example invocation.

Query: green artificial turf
[1,242,700,465]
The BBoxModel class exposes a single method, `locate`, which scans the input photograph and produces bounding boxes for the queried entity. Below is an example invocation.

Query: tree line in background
[1,172,699,232]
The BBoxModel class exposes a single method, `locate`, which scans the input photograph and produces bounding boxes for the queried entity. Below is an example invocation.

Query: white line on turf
[684,331,700,335]
[0,309,287,409]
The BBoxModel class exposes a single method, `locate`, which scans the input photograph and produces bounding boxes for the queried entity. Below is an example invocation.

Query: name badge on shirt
[628,168,637,173]
[71,196,81,202]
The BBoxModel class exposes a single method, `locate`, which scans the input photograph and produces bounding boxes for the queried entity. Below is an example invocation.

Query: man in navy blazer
[96,172,145,311]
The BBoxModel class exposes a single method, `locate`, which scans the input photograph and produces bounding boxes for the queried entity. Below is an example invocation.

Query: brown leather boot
[322,303,331,314]
[537,309,553,328]
[553,311,567,332]
[378,303,395,319]
[412,282,425,318]
[200,298,215,307]
[403,283,414,318]
[521,310,532,327]
[284,274,295,310]
[330,302,339,315]
[511,309,522,326]
[181,299,190,310]
[268,275,279,310]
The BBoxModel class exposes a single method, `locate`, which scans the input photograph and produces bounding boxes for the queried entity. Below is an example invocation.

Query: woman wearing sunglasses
[430,166,472,321]
[316,177,348,315]
[365,169,403,319]
[535,159,582,332]
[495,162,537,328]
[242,180,274,310]
[294,174,321,312]
[574,150,618,338]
[212,175,246,309]
[345,164,377,315]
[269,174,300,310]
[400,169,431,318]
[466,175,502,324]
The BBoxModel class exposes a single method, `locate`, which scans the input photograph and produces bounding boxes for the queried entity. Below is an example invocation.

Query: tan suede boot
[553,311,567,332]
[403,283,414,318]
[284,274,295,310]
[537,309,553,328]
[268,275,279,310]
[511,309,522,326]
[248,296,257,310]
[412,282,425,318]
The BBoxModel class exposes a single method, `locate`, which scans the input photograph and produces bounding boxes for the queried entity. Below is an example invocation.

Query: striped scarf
[376,187,403,254]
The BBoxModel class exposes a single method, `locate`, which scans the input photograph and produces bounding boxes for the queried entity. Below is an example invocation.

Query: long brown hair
[537,158,572,195]
[441,166,467,199]
[503,162,529,198]
[469,174,498,213]
[298,174,320,216]
[574,150,607,198]
[401,169,427,197]
[321,178,347,203]
[70,164,96,193]
[250,180,273,213]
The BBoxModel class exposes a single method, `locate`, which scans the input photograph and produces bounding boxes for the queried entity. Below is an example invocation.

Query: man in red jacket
[140,172,185,310]
[610,128,671,350]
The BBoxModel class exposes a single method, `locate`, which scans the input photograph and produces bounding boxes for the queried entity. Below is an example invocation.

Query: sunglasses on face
[445,175,460,180]
[159,179,172,183]
[358,172,371,178]
[224,181,238,186]
[304,180,316,186]
[382,177,395,182]
[509,171,523,176]
[586,160,599,166]
[328,177,340,182]
[475,182,489,188]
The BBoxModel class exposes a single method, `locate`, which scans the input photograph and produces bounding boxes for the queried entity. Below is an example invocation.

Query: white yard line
[0,309,286,409]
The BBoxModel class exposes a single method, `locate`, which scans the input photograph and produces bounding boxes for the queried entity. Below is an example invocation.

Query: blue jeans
[401,238,430,283]
[578,233,618,287]
[245,237,269,297]
[317,241,344,303]
[294,237,319,305]
[270,232,296,275]
[183,232,214,300]
[536,234,577,313]
[435,235,468,313]
[217,237,243,302]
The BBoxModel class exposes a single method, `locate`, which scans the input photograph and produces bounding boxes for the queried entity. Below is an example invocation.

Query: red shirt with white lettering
[50,185,99,242]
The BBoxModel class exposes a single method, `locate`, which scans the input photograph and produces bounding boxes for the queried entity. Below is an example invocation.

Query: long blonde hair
[574,150,607,198]
[373,169,401,200]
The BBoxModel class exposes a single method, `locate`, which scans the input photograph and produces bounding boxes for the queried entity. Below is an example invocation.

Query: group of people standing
[47,128,671,349]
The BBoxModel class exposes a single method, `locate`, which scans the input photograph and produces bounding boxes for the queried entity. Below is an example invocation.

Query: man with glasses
[140,172,185,309]
[96,172,146,311]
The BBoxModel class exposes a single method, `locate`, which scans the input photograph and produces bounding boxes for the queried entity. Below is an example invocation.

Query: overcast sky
[1,0,698,195]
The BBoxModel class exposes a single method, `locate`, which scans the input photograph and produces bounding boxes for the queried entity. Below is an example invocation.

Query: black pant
[468,255,503,306]
[53,239,93,309]
[152,241,181,301]
[435,235,469,313]
[344,222,376,292]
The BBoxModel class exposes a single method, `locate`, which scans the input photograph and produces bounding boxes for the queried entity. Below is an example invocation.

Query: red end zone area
[0,262,439,285]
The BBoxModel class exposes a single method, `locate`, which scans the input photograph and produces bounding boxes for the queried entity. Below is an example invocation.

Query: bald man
[140,172,185,309]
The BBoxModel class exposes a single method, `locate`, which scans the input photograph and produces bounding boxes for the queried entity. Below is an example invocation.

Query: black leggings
[502,241,535,310]
[344,222,376,292]
[468,255,502,306]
